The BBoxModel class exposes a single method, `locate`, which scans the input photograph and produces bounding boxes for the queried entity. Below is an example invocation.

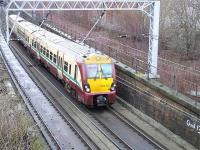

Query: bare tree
[160,0,200,54]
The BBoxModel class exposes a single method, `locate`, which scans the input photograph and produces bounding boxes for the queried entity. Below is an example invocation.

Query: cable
[82,10,106,43]
[31,11,50,34]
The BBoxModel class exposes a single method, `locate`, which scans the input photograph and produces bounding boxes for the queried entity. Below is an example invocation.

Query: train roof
[9,15,104,62]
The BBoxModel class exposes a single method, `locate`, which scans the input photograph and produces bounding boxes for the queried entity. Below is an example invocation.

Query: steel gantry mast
[6,0,160,78]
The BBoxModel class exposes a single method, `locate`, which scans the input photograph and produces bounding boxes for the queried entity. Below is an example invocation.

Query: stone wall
[116,65,200,149]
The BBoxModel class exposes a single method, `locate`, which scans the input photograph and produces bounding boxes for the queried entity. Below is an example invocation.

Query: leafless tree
[160,0,200,54]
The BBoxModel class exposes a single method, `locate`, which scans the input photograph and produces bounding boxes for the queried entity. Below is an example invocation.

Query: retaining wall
[115,62,200,149]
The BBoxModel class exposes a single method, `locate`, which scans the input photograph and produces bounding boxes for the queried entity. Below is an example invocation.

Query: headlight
[110,83,116,91]
[84,84,91,93]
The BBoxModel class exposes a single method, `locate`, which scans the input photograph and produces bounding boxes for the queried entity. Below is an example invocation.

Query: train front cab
[82,55,116,107]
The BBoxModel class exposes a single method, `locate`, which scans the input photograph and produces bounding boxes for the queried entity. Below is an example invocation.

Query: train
[9,15,116,107]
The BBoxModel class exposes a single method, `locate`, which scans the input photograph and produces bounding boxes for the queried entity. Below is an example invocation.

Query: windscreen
[86,64,112,79]
[100,64,112,78]
[86,64,99,78]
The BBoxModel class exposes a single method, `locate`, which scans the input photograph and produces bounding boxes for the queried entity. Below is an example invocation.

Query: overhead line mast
[5,0,160,78]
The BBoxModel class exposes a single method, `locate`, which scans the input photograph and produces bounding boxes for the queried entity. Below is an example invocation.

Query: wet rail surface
[8,42,96,150]
[11,40,164,150]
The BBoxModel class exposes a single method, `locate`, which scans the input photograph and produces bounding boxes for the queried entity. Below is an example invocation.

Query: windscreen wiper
[94,68,99,81]
[100,65,107,80]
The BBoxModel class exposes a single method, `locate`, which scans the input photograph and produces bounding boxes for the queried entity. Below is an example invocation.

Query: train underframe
[84,92,116,107]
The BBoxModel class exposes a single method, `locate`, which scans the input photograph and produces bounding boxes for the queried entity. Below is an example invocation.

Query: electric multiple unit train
[9,15,116,107]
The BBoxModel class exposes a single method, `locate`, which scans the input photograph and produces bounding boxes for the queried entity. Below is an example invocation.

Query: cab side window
[74,65,78,80]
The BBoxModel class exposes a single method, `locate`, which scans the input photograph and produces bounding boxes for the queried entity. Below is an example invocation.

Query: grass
[0,84,47,150]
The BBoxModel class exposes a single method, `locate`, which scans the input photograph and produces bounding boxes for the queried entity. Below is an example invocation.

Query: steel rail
[10,39,170,150]
[108,105,166,150]
[9,43,93,150]
[9,41,123,150]
[0,46,59,150]
[82,108,134,150]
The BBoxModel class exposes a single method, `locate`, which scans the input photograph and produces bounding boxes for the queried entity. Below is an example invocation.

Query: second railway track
[10,40,165,150]
[8,42,95,150]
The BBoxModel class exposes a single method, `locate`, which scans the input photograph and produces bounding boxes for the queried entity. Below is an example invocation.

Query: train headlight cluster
[84,84,91,93]
[110,83,117,91]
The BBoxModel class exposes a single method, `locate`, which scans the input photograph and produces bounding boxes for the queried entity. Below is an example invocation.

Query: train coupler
[96,95,107,106]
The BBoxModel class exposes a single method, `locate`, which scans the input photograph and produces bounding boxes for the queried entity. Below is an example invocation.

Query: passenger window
[50,52,53,60]
[43,48,46,55]
[36,42,39,49]
[58,57,60,66]
[25,36,29,42]
[64,61,68,72]
[34,42,37,48]
[69,64,71,75]
[46,50,49,58]
[53,54,57,64]
[61,58,63,67]
[40,46,43,53]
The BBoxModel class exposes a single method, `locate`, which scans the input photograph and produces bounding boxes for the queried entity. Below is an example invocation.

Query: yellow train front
[79,54,116,107]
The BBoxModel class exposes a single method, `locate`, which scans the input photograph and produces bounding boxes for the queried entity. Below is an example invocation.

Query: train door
[57,51,63,79]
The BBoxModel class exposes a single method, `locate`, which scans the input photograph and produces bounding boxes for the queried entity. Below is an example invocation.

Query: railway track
[0,7,198,150]
[8,43,96,150]
[81,106,164,150]
[0,42,89,149]
[10,40,165,150]
[108,106,166,150]
[10,41,121,149]
[80,107,133,150]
